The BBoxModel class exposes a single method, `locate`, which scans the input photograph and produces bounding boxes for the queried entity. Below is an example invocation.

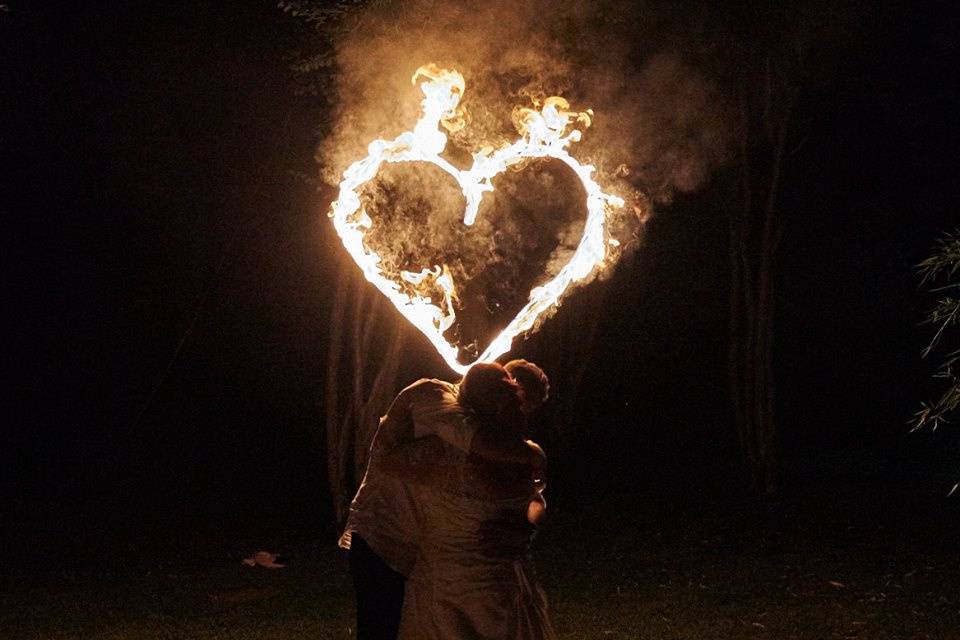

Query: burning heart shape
[330,65,624,374]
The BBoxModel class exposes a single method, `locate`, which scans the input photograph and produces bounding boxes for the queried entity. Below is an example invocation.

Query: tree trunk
[729,203,779,496]
[324,262,411,528]
[728,76,792,496]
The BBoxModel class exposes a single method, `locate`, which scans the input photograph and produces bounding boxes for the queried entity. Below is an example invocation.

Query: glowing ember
[330,64,625,374]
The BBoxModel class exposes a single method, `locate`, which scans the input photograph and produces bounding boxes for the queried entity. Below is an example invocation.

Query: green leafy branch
[914,230,960,431]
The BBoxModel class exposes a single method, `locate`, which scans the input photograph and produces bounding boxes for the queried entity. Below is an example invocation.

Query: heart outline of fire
[330,64,625,374]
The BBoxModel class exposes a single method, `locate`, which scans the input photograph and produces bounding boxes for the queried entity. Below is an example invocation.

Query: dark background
[3,1,959,568]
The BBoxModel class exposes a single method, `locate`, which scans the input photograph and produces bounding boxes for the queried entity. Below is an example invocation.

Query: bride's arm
[462,440,547,509]
[526,440,546,487]
[525,441,547,525]
[465,401,537,466]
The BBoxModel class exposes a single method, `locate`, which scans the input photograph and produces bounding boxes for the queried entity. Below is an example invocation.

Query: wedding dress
[396,443,557,640]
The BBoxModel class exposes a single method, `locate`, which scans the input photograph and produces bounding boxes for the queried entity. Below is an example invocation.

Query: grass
[2,481,958,639]
[539,490,960,639]
[0,547,355,640]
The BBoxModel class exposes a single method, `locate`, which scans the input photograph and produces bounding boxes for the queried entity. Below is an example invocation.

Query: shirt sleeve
[431,413,479,453]
[370,385,416,455]
[410,380,478,453]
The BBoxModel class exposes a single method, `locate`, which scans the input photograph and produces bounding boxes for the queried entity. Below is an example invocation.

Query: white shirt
[339,378,479,575]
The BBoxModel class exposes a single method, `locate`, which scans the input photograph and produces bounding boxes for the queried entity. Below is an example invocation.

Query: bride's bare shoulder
[525,440,546,469]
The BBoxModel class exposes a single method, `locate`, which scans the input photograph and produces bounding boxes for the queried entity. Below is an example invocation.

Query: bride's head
[458,362,521,421]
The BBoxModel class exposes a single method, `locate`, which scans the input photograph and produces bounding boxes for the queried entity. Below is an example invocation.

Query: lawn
[3,482,958,639]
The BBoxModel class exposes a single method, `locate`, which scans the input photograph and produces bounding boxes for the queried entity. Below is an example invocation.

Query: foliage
[914,230,960,431]
[278,0,365,97]
[278,0,366,28]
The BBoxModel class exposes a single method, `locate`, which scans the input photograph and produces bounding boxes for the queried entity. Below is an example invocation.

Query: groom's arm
[379,435,447,485]
[379,378,532,466]
[371,385,418,454]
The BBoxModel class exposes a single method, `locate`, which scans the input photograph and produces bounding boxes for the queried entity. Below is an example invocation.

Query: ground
[3,480,958,640]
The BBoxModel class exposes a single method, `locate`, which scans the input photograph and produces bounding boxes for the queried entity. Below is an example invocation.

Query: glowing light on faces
[330,64,625,374]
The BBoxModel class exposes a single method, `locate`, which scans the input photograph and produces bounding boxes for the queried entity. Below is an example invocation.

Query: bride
[384,362,556,640]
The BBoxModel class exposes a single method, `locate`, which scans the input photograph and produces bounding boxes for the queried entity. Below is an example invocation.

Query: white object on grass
[242,551,285,569]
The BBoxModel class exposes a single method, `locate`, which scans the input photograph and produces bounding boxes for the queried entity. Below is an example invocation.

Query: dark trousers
[349,534,405,640]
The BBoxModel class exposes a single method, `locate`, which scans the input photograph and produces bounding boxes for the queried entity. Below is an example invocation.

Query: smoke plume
[318,0,732,361]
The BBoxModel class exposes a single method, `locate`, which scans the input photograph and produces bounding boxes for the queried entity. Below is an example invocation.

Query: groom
[341,360,549,640]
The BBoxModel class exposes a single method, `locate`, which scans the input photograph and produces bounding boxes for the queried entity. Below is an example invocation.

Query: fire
[330,64,625,374]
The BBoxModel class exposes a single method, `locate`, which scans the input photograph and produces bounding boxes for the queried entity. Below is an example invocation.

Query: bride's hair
[458,362,519,418]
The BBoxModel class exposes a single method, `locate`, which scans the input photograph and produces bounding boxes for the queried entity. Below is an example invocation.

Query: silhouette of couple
[340,360,557,640]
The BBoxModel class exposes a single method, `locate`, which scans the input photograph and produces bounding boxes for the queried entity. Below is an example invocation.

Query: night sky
[3,1,959,563]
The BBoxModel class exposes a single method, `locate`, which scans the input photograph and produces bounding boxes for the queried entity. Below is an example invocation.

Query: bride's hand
[527,495,546,525]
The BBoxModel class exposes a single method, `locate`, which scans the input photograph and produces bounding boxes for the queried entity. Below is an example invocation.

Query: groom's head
[459,362,520,418]
[504,359,549,414]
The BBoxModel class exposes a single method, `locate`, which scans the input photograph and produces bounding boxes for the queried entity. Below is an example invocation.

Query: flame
[330,64,625,374]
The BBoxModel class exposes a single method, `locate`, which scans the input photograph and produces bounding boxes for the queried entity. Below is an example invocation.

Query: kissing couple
[339,359,557,640]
